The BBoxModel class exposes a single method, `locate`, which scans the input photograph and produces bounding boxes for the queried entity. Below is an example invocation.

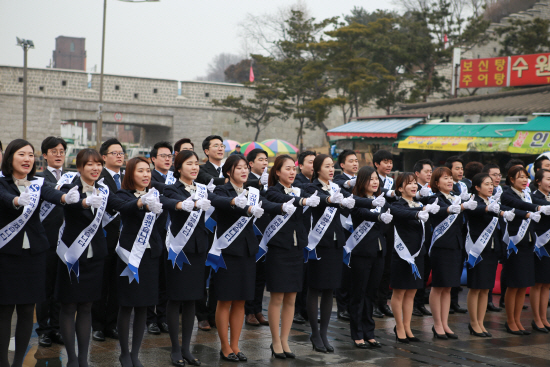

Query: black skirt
[165,251,206,301]
[534,250,550,284]
[213,253,256,301]
[0,250,46,305]
[307,244,342,290]
[390,250,425,290]
[117,249,159,307]
[55,254,104,304]
[467,249,499,289]
[430,247,463,288]
[265,245,304,293]
[504,247,535,288]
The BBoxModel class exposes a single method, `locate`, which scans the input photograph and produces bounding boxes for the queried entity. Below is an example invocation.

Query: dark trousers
[35,247,60,336]
[92,227,119,332]
[414,253,432,308]
[376,249,393,308]
[245,258,266,315]
[294,263,308,317]
[335,263,351,313]
[349,253,384,341]
[147,251,167,325]
[195,266,217,322]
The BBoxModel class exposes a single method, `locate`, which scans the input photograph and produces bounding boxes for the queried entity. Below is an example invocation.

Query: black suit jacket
[196,161,225,186]
[427,192,464,250]
[350,203,389,257]
[499,186,538,248]
[390,198,425,256]
[150,169,170,235]
[532,190,550,252]
[0,175,64,255]
[246,172,271,233]
[36,169,65,248]
[333,173,354,195]
[99,168,123,250]
[464,195,504,256]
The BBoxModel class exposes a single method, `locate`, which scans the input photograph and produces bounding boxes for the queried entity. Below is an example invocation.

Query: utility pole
[16,37,34,139]
[97,0,107,148]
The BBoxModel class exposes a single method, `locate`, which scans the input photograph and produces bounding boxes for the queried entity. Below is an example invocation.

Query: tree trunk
[296,120,304,153]
[254,124,261,141]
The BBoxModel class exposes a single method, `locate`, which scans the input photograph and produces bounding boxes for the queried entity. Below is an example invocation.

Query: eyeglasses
[490,173,502,178]
[107,152,125,157]
[49,150,65,156]
[158,154,174,159]
[209,144,226,150]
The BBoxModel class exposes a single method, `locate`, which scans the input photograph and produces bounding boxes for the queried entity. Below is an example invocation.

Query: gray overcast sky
[0,0,396,81]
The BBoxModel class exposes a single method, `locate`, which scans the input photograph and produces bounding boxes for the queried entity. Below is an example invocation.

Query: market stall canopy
[327,116,425,140]
[508,115,550,154]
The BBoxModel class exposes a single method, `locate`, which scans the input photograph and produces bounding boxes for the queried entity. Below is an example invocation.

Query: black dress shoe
[394,326,409,343]
[419,305,432,316]
[92,331,105,342]
[293,313,306,324]
[236,351,247,361]
[412,307,423,317]
[183,357,201,366]
[324,343,334,353]
[38,334,52,347]
[171,357,185,367]
[532,320,549,333]
[432,326,448,340]
[310,336,327,353]
[337,310,351,321]
[51,331,64,345]
[106,328,119,339]
[522,305,528,310]
[270,344,286,359]
[487,302,502,312]
[366,339,383,347]
[147,323,161,335]
[372,306,384,318]
[219,351,239,362]
[468,324,486,337]
[380,305,394,317]
[504,322,523,335]
[450,303,467,313]
[353,341,368,349]
[159,322,169,333]
[283,350,295,358]
[445,331,458,339]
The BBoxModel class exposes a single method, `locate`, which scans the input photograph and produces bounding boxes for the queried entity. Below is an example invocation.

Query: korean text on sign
[459,57,508,89]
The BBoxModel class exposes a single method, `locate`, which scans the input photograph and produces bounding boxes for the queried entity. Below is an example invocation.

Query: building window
[134,93,139,99]
[153,88,158,94]
[124,125,132,131]
[18,77,23,83]
[70,42,75,52]
[61,80,67,86]
[205,92,210,97]
[39,86,45,92]
[115,85,120,90]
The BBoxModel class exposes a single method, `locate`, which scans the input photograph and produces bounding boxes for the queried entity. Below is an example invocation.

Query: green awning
[400,123,527,138]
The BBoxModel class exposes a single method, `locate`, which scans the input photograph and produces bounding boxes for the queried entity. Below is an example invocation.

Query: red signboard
[459,53,550,89]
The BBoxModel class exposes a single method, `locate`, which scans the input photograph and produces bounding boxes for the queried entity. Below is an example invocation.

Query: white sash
[0,177,44,250]
[429,198,460,255]
[394,222,425,279]
[57,181,109,279]
[255,188,300,262]
[503,192,532,258]
[457,181,468,194]
[205,186,260,271]
[166,183,208,269]
[384,176,393,190]
[40,172,79,222]
[305,182,340,262]
[465,218,499,268]
[116,189,159,283]
[165,171,176,185]
[343,206,382,266]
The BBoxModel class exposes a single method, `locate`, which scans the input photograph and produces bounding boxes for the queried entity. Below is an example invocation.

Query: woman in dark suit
[465,173,512,337]
[500,165,550,335]
[0,139,78,367]
[390,172,435,343]
[210,154,286,362]
[55,149,139,367]
[529,168,550,333]
[304,154,355,353]
[427,167,477,339]
[263,155,320,359]
[115,157,181,367]
[163,150,233,366]
[348,166,392,349]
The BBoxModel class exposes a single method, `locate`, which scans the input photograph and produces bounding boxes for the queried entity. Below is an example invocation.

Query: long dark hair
[1,139,37,177]
[395,172,417,197]
[353,166,381,197]
[122,157,151,190]
[173,150,199,179]
[268,154,293,187]
[311,154,331,182]
[471,172,491,196]
[222,154,248,179]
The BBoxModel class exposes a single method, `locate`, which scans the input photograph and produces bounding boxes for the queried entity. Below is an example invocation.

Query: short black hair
[504,158,524,176]
[482,163,500,173]
[222,154,248,179]
[173,150,200,179]
[99,138,123,156]
[372,150,392,165]
[174,138,194,152]
[151,141,173,158]
[1,139,37,177]
[337,149,357,170]
[201,135,224,155]
[444,156,463,170]
[413,159,433,174]
[41,136,67,154]
[298,150,316,165]
[464,161,483,180]
[247,148,268,163]
[534,155,550,172]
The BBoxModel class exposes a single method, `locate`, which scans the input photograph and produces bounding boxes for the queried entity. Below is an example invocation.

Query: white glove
[418,210,429,222]
[540,205,550,215]
[235,190,248,209]
[380,209,393,224]
[341,196,355,209]
[181,197,195,212]
[503,209,515,222]
[462,197,478,210]
[282,198,296,216]
[260,167,269,186]
[207,179,216,193]
[487,201,500,214]
[491,191,502,203]
[250,202,264,219]
[148,201,163,215]
[419,183,432,197]
[347,177,356,188]
[460,191,471,201]
[372,193,386,208]
[329,187,343,204]
[141,189,159,206]
[448,205,461,214]
[64,186,80,204]
[305,191,320,207]
[425,198,440,214]
[87,188,103,209]
[17,187,32,206]
[531,211,542,223]
[195,197,211,211]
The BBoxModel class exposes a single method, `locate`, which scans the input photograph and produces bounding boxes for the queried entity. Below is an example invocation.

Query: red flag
[249,64,254,82]
[444,34,448,43]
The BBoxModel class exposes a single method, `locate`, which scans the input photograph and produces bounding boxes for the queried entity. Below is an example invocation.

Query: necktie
[114,173,121,190]
[55,169,61,181]
[216,167,222,177]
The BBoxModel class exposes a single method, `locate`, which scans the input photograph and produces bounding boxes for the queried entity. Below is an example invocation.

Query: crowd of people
[1,134,550,367]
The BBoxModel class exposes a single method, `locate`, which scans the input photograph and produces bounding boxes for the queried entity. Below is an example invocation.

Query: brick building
[53,36,86,71]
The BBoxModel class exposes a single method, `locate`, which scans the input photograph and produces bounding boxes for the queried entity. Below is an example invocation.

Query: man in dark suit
[92,138,125,342]
[243,149,270,326]
[35,136,68,347]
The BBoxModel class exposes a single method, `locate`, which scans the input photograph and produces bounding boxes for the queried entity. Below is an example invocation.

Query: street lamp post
[16,37,34,140]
